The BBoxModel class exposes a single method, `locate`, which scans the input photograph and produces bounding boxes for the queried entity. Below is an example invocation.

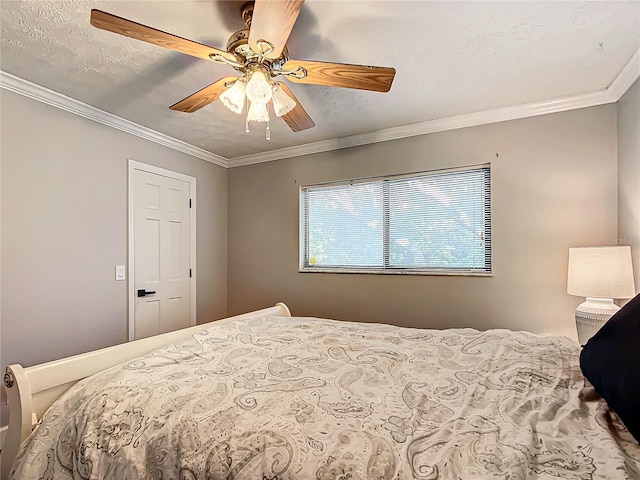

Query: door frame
[127,159,197,341]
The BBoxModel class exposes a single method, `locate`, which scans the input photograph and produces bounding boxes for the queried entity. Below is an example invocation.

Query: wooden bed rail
[1,303,291,479]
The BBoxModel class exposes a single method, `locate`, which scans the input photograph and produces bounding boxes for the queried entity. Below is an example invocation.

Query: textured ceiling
[1,0,639,160]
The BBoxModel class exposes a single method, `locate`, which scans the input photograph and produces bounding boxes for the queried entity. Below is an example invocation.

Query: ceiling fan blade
[283,59,396,92]
[90,9,236,64]
[277,83,315,132]
[170,77,238,113]
[249,0,304,60]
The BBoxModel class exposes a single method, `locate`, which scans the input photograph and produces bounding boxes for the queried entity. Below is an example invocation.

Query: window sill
[298,267,493,277]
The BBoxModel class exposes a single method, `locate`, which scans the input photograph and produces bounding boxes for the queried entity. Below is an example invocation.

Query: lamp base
[575,297,619,345]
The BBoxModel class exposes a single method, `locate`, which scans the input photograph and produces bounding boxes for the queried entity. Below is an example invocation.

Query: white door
[130,163,195,339]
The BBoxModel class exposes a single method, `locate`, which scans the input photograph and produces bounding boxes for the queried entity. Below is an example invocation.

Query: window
[300,164,491,275]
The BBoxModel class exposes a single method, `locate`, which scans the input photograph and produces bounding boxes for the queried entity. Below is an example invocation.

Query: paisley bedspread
[10,315,640,479]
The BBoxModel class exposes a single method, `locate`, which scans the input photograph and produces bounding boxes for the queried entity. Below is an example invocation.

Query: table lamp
[567,246,636,345]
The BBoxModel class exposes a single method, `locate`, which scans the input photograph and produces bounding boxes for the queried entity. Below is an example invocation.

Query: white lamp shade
[247,101,270,123]
[219,80,245,114]
[272,84,296,117]
[245,70,272,104]
[567,246,636,299]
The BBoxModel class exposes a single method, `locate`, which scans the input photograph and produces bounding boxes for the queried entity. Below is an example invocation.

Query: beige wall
[0,90,228,398]
[617,78,640,294]
[229,105,619,340]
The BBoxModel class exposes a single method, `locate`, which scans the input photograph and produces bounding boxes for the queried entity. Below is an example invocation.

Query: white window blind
[301,165,491,274]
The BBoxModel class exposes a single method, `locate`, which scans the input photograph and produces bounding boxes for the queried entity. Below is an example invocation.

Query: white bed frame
[1,303,291,478]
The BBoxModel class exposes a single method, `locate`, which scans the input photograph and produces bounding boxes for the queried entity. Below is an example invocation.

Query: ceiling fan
[90,0,396,139]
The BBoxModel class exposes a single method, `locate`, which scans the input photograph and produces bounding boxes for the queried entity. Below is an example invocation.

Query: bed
[3,303,640,479]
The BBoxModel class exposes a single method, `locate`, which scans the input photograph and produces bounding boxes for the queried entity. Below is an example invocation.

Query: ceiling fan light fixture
[272,83,296,117]
[246,100,271,140]
[90,6,395,138]
[219,80,246,114]
[247,100,270,123]
[245,70,273,104]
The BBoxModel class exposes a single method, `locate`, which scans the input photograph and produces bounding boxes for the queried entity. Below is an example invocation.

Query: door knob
[137,289,157,297]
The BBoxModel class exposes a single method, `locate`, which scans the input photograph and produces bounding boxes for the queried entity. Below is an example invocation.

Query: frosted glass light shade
[245,70,272,104]
[219,80,245,114]
[567,246,636,299]
[272,84,296,117]
[247,101,270,123]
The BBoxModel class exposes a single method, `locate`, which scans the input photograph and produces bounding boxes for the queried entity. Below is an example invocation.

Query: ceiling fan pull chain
[266,121,271,141]
[245,96,250,133]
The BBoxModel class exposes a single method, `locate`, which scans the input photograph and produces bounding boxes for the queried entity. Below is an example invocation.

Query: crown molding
[607,49,640,102]
[229,89,612,166]
[0,71,230,168]
[229,47,640,167]
[2,47,638,169]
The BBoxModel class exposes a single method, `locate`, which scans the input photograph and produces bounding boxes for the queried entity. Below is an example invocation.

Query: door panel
[136,299,161,339]
[167,187,182,212]
[168,221,182,279]
[165,296,185,332]
[142,218,161,281]
[133,169,191,339]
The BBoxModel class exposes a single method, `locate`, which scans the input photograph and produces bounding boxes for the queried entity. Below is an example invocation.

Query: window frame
[299,164,492,276]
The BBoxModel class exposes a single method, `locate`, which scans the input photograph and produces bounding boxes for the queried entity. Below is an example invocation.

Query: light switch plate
[115,265,126,281]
